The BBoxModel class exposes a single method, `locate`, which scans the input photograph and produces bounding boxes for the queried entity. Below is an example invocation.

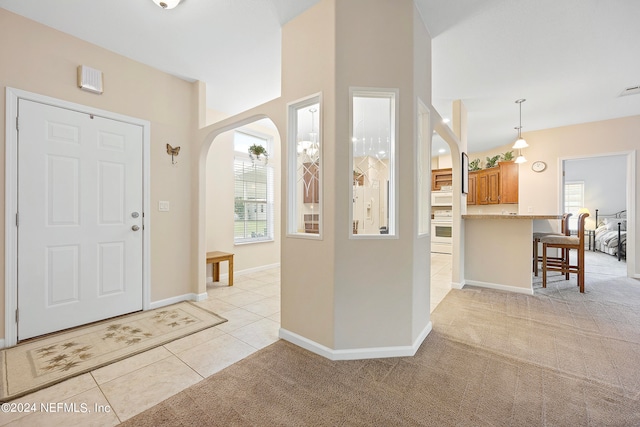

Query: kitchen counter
[463,214,562,220]
[463,214,564,294]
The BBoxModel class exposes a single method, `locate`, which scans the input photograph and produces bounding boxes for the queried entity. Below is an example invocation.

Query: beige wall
[0,9,198,339]
[205,121,281,275]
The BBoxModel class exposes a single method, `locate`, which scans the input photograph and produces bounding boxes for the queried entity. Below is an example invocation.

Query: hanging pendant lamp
[152,0,181,9]
[512,99,528,149]
[513,98,528,163]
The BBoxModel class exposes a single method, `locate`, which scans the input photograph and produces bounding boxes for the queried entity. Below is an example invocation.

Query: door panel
[18,99,143,340]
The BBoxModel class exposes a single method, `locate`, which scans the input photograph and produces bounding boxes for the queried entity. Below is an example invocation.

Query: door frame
[558,150,636,278]
[4,87,151,347]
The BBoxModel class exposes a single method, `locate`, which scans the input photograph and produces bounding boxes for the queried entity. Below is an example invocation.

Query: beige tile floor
[2,255,452,426]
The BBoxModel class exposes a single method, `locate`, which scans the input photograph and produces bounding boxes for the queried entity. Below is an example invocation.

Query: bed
[594,209,626,261]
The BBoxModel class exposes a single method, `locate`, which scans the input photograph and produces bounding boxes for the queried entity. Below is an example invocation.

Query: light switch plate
[158,201,170,212]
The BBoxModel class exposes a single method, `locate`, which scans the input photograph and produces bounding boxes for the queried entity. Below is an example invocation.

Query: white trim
[451,281,464,290]
[279,322,432,361]
[149,292,209,310]
[349,87,399,239]
[462,280,534,295]
[286,93,323,240]
[0,339,5,349]
[4,87,151,347]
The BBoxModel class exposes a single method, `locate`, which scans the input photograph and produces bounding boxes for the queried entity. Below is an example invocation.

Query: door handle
[132,225,140,231]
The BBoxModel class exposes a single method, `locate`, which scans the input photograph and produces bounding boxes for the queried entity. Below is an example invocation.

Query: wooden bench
[206,251,234,286]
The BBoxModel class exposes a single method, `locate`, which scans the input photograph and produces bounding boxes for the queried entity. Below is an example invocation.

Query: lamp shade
[152,0,181,9]
[514,154,527,164]
[512,137,529,149]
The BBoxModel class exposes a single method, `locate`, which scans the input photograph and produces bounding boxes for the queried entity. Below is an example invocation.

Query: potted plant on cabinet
[501,150,515,162]
[485,154,500,168]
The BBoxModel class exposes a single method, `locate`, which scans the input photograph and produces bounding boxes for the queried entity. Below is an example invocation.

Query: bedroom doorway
[561,153,632,276]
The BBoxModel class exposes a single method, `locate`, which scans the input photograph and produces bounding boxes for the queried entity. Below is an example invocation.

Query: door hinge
[16,212,19,227]
[16,116,19,131]
[15,308,19,323]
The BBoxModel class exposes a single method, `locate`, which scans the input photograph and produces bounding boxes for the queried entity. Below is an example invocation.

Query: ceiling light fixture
[513,98,528,164]
[152,0,181,9]
[512,99,528,149]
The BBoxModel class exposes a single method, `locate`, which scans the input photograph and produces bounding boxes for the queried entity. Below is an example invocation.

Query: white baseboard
[149,292,209,310]
[451,281,464,290]
[279,321,432,361]
[463,279,534,295]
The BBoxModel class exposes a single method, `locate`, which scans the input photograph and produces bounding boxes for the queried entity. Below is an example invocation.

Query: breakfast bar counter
[462,214,562,294]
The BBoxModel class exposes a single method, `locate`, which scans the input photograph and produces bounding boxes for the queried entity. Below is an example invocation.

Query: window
[350,88,397,237]
[287,95,322,237]
[234,131,273,243]
[417,100,430,236]
[564,181,584,231]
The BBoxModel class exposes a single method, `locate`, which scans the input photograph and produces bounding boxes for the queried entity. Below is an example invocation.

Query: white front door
[17,99,144,340]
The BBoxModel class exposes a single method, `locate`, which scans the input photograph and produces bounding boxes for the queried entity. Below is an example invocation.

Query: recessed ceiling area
[1,0,638,155]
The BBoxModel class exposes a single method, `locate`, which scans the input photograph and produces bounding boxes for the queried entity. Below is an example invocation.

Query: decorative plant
[468,158,481,171]
[485,155,501,168]
[501,150,515,161]
[248,144,269,163]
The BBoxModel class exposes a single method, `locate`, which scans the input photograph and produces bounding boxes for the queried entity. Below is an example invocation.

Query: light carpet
[0,302,226,402]
[123,254,640,426]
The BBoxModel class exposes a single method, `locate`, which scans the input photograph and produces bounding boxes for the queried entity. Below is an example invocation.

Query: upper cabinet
[498,161,518,204]
[432,168,452,191]
[465,161,518,205]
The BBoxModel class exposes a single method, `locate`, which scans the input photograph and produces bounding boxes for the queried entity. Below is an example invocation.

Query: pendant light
[513,99,528,149]
[152,0,181,9]
[513,98,527,163]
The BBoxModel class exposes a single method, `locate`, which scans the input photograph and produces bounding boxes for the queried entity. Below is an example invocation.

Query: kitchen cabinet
[432,168,452,191]
[467,171,478,205]
[477,167,500,205]
[467,162,518,205]
[499,161,518,204]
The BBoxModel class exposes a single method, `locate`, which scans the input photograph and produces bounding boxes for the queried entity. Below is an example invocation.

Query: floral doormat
[0,302,226,402]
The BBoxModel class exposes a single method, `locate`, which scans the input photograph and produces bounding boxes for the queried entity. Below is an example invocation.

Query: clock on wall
[532,161,547,172]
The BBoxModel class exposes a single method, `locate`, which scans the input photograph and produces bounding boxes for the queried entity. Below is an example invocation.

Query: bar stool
[533,213,571,276]
[541,212,588,293]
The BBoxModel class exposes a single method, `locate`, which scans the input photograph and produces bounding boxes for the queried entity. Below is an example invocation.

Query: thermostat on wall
[77,65,104,94]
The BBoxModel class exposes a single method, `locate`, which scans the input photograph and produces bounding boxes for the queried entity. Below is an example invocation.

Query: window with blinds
[564,181,584,231]
[234,131,273,243]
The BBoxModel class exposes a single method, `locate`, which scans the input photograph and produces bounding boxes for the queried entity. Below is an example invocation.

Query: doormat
[0,302,226,402]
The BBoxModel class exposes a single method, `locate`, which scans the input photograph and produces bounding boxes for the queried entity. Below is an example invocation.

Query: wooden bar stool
[541,213,588,293]
[533,213,571,276]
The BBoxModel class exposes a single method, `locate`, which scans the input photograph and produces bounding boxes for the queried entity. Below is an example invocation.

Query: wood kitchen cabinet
[498,161,518,204]
[432,168,452,191]
[467,171,478,205]
[476,167,500,205]
[468,162,518,205]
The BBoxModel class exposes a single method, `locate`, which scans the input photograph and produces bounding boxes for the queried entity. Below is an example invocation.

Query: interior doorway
[561,152,633,277]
